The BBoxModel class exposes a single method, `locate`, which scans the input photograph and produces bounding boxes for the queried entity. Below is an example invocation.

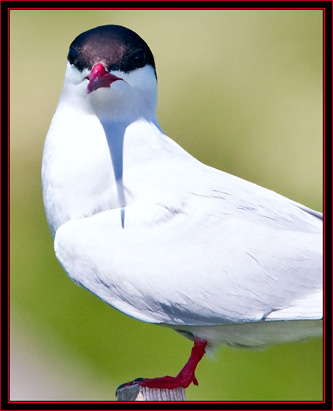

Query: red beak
[86,64,122,94]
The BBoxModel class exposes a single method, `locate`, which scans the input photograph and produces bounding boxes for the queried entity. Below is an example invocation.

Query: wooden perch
[117,383,186,401]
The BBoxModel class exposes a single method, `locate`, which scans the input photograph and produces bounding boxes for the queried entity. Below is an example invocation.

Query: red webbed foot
[116,338,207,395]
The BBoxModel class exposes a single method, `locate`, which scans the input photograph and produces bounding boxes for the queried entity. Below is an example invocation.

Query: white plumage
[42,25,322,357]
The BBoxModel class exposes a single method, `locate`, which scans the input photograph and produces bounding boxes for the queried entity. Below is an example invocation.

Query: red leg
[117,337,207,392]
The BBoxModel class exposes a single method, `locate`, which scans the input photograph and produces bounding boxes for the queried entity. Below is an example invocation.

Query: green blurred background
[10,9,323,402]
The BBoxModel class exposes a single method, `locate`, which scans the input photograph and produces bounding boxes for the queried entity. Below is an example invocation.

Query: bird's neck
[99,115,163,172]
[42,108,167,236]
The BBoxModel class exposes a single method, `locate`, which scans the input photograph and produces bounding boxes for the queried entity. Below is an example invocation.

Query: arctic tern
[42,25,323,391]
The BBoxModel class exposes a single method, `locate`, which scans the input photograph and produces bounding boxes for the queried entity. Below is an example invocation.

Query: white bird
[42,25,323,390]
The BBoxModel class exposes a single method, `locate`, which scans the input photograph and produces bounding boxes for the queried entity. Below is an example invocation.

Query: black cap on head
[68,25,156,77]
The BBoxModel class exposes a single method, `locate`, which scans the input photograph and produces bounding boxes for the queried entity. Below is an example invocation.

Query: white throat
[42,70,162,237]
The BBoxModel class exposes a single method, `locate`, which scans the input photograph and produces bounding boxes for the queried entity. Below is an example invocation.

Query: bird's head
[61,25,158,122]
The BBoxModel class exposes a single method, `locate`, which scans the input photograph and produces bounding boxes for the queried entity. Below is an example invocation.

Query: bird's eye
[132,51,146,68]
[67,47,78,65]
